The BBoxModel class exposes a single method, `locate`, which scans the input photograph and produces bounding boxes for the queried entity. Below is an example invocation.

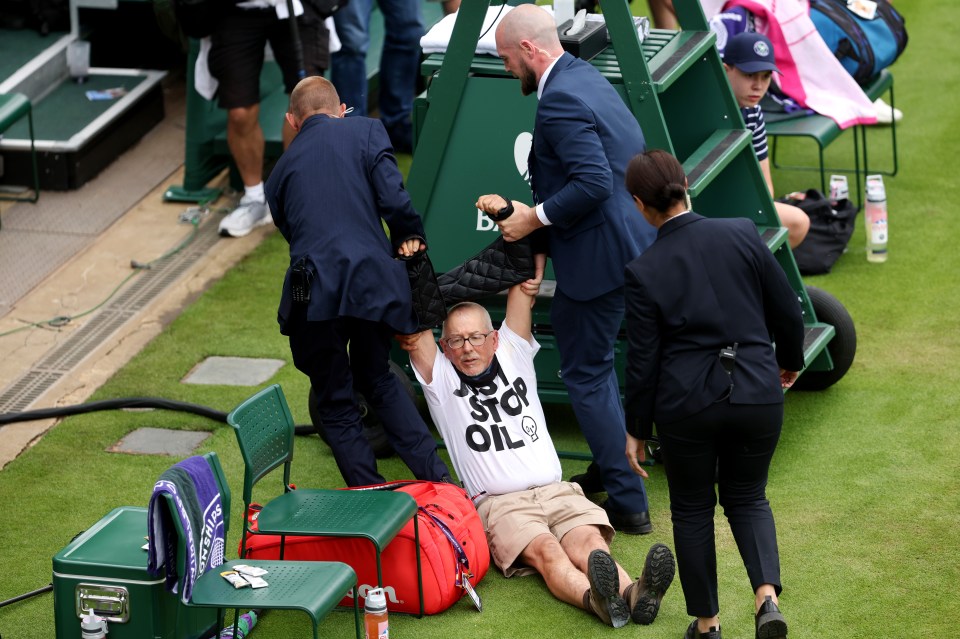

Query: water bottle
[80,609,107,639]
[218,611,258,639]
[864,174,888,263]
[364,588,389,639]
[829,174,849,208]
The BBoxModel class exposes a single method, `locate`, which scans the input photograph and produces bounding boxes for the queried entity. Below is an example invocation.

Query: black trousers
[288,314,449,487]
[658,400,784,618]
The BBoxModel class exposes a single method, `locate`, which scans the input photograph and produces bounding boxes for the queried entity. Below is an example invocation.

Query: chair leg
[415,515,424,618]
[817,142,827,194]
[353,582,362,639]
[888,82,898,177]
[876,81,899,177]
[862,81,898,180]
[853,125,862,208]
[239,522,251,559]
[26,108,39,203]
[0,105,39,204]
[215,608,226,634]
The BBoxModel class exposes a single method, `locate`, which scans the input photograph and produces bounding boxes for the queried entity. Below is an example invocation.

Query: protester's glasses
[442,331,494,350]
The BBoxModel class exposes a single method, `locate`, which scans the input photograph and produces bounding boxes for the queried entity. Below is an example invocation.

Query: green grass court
[1,0,959,637]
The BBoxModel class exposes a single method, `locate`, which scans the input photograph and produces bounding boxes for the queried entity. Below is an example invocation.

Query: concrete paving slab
[110,426,212,456]
[183,356,286,386]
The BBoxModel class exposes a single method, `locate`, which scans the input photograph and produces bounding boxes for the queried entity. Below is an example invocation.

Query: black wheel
[793,285,857,391]
[307,361,415,459]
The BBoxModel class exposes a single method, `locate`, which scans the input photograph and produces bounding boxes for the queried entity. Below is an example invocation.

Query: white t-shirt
[415,323,562,500]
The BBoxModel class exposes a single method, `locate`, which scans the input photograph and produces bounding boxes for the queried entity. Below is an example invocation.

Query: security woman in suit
[621,150,803,639]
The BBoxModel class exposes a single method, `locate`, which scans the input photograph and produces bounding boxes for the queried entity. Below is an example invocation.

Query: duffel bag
[809,0,907,85]
[779,189,859,275]
[240,480,489,615]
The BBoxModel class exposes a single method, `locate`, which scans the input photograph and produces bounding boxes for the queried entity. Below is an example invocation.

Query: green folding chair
[228,384,425,616]
[0,92,40,203]
[157,452,361,639]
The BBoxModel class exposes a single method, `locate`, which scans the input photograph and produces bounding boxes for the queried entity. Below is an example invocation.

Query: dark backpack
[809,0,907,85]
[779,189,859,275]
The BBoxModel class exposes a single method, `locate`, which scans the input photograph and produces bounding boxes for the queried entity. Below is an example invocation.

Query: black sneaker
[624,542,675,624]
[570,462,605,494]
[585,549,629,628]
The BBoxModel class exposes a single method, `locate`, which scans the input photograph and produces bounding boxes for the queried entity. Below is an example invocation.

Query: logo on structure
[475,131,533,232]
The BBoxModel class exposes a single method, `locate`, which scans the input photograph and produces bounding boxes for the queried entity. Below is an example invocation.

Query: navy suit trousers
[658,400,784,617]
[551,287,649,514]
[288,313,448,486]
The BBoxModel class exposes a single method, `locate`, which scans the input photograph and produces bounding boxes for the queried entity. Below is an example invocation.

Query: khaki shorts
[476,482,614,577]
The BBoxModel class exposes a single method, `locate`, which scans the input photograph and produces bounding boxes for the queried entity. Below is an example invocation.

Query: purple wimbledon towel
[147,456,225,603]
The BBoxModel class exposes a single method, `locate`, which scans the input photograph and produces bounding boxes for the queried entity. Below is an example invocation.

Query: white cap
[365,588,387,614]
[80,609,107,638]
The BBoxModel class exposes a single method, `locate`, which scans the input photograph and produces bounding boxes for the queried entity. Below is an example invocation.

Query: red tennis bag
[239,480,489,615]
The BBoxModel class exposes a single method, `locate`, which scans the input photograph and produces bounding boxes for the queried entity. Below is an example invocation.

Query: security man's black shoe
[684,620,722,639]
[569,462,605,494]
[602,501,653,535]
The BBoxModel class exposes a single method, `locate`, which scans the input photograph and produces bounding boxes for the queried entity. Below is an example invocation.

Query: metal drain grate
[0,219,223,415]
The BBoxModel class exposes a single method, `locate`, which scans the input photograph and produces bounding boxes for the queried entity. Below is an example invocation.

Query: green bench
[0,92,39,204]
[766,69,898,202]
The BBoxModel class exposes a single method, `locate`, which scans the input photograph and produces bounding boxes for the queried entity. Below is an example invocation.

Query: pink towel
[701,0,876,128]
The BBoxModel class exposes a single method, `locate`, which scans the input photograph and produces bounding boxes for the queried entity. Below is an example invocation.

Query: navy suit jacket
[624,213,806,439]
[530,53,655,301]
[265,115,423,335]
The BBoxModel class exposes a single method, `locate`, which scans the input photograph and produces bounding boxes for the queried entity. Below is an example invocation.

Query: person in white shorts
[400,267,676,628]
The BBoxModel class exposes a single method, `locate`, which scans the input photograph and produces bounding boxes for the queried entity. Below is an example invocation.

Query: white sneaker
[873,97,903,125]
[218,196,272,237]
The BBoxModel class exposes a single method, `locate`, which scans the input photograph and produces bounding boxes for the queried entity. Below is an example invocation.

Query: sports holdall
[239,480,489,615]
[779,189,859,275]
[809,0,907,85]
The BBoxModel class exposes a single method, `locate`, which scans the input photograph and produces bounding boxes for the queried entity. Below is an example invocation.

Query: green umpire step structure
[401,0,855,406]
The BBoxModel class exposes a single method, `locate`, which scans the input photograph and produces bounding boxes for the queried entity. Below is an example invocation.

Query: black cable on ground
[0,584,52,609]
[0,397,226,426]
[0,397,316,435]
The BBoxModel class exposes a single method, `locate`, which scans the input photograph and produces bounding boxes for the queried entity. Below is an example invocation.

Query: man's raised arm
[504,253,545,341]
[397,331,440,385]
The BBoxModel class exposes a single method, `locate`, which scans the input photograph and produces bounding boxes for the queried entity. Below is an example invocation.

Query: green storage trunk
[52,506,218,639]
